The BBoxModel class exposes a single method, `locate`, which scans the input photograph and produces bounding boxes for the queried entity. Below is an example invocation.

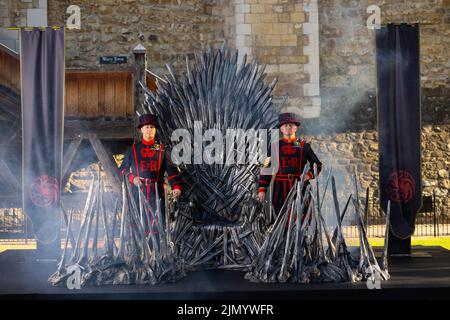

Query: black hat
[278,112,301,127]
[137,113,159,129]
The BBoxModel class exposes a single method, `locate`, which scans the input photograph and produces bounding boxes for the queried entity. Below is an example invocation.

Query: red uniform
[119,138,182,214]
[258,137,322,215]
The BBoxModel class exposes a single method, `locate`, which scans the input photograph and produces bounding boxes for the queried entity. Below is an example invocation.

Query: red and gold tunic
[119,138,181,212]
[258,137,322,215]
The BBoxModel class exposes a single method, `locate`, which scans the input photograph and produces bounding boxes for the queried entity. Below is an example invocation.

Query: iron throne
[140,45,278,225]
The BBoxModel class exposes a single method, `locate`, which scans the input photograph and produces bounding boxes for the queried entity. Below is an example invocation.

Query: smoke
[293,1,385,235]
[300,0,379,135]
[313,158,367,261]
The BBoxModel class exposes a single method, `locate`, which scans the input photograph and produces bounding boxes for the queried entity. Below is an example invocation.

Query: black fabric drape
[21,28,64,244]
[376,24,421,239]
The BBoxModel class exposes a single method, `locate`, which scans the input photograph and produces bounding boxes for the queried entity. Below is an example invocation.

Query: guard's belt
[142,178,163,186]
[275,174,301,181]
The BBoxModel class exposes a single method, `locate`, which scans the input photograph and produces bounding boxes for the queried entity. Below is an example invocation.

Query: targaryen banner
[21,28,64,244]
[376,24,421,239]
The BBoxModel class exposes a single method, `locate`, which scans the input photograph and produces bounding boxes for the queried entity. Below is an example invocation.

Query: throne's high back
[142,45,278,224]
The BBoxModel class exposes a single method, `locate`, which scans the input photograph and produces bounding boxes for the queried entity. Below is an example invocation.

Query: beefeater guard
[119,113,182,225]
[258,112,322,215]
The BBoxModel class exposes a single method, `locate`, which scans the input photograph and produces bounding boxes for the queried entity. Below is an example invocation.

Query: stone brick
[282,4,295,13]
[250,4,265,14]
[265,64,279,73]
[235,13,244,24]
[279,13,290,23]
[294,4,303,12]
[99,5,113,15]
[264,35,281,46]
[244,13,260,24]
[266,55,278,64]
[235,4,250,14]
[291,12,305,23]
[101,0,121,5]
[260,13,278,23]
[280,34,297,46]
[253,35,265,46]
[278,55,307,64]
[245,35,253,46]
[235,34,245,47]
[272,5,283,14]
[264,4,274,14]
[252,23,273,34]
[259,47,279,56]
[272,23,289,34]
[236,23,251,35]
[278,46,297,56]
[279,63,304,74]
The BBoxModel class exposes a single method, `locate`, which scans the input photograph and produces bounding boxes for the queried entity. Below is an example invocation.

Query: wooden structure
[0,43,20,93]
[65,71,134,119]
[0,44,21,204]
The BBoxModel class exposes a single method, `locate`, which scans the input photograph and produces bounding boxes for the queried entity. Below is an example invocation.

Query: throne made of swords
[140,45,278,270]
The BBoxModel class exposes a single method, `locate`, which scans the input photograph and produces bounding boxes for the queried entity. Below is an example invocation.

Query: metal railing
[0,208,32,242]
[344,188,449,238]
[0,189,448,242]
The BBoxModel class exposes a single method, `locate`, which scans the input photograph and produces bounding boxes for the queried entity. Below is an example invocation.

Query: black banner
[21,28,65,244]
[376,24,421,239]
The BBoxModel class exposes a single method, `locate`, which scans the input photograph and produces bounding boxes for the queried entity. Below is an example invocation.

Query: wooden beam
[62,135,84,180]
[0,98,19,119]
[60,204,76,249]
[64,119,133,140]
[0,42,19,59]
[0,159,20,192]
[0,119,20,200]
[66,69,134,75]
[0,121,19,155]
[0,86,20,119]
[88,133,121,195]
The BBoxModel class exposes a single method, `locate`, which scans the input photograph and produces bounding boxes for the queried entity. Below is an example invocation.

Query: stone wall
[0,0,48,51]
[304,123,450,216]
[45,0,322,116]
[296,0,450,214]
[206,0,235,46]
[315,0,449,132]
[47,0,225,72]
[225,0,321,116]
[0,0,39,27]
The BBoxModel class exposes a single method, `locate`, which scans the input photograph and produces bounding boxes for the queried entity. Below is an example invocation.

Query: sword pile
[245,164,390,283]
[172,198,271,271]
[49,173,270,287]
[49,165,390,287]
[48,173,185,286]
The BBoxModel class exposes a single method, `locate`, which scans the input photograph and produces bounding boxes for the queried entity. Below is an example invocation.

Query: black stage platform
[0,246,449,300]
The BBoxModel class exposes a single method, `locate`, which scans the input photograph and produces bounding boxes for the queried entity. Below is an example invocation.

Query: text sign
[100,56,128,64]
